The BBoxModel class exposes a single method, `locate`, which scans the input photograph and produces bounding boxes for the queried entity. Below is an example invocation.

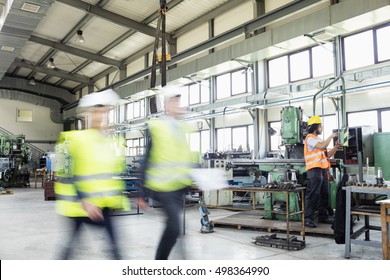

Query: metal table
[343,185,390,258]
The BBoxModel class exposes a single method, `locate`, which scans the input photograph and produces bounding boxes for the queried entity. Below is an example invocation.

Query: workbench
[214,186,306,250]
[377,199,390,260]
[343,185,390,258]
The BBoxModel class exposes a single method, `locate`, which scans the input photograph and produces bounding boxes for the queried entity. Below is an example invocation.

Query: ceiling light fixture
[29,77,36,86]
[75,30,85,43]
[47,58,55,69]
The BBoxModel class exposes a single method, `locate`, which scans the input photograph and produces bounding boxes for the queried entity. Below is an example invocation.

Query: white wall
[127,56,145,76]
[0,99,64,153]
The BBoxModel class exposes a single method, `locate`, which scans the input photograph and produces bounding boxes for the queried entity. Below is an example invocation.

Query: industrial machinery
[280,106,308,159]
[0,134,32,187]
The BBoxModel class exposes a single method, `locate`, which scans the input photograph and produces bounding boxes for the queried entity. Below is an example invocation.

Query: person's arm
[314,132,338,150]
[327,140,340,158]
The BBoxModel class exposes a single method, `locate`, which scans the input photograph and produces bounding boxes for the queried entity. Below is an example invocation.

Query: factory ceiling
[0,0,389,111]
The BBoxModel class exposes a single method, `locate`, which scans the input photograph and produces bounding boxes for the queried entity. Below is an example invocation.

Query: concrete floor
[0,185,384,260]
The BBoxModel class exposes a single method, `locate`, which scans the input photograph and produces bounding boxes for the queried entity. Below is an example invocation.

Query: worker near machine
[54,89,129,259]
[304,116,339,228]
[136,89,194,260]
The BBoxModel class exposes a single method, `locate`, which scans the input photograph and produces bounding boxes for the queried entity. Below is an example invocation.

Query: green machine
[260,164,306,221]
[281,106,305,146]
[374,132,390,181]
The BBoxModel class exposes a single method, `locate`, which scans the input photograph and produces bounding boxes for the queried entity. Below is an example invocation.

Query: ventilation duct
[0,0,55,80]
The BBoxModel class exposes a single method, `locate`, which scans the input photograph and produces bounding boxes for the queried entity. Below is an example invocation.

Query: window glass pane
[344,31,374,70]
[201,130,210,154]
[232,127,247,151]
[217,128,231,152]
[200,80,210,103]
[189,83,200,105]
[381,111,390,132]
[231,70,246,95]
[377,25,390,62]
[269,122,284,151]
[312,45,334,77]
[216,73,231,99]
[108,109,115,124]
[140,100,145,118]
[248,125,254,152]
[133,102,140,118]
[348,111,378,130]
[290,50,310,81]
[126,103,133,120]
[268,56,288,87]
[189,132,200,152]
[179,87,189,108]
[321,115,337,149]
[247,71,252,93]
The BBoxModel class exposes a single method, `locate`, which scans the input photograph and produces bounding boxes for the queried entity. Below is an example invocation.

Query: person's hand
[81,200,104,222]
[334,140,340,147]
[136,198,149,210]
[332,132,339,138]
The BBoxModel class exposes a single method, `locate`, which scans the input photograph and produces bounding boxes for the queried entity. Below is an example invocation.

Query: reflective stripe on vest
[304,133,329,171]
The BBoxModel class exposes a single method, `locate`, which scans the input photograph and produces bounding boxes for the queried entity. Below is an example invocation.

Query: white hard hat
[158,87,181,100]
[77,89,120,111]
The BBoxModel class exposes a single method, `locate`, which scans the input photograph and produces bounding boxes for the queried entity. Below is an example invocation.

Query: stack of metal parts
[253,234,305,251]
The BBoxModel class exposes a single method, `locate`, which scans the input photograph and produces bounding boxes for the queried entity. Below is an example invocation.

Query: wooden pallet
[213,211,334,236]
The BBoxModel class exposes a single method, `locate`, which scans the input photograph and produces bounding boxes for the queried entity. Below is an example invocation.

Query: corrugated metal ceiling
[0,0,236,95]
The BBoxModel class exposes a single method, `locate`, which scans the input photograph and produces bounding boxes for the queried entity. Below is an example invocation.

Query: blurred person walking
[54,89,129,259]
[136,91,194,260]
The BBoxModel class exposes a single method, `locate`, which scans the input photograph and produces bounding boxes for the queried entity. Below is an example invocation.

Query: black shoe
[318,217,334,224]
[304,220,317,228]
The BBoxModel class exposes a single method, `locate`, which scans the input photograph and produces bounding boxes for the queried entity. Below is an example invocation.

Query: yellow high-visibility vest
[145,118,193,192]
[304,133,329,171]
[54,129,129,217]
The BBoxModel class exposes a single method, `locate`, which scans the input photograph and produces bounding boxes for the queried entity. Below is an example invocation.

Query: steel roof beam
[29,35,122,68]
[56,0,173,42]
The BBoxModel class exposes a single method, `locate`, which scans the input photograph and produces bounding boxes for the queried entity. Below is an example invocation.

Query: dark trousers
[59,208,120,260]
[152,188,186,260]
[305,168,329,222]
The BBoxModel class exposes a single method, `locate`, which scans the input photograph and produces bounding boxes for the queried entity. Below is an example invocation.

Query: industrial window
[126,100,145,120]
[268,56,288,87]
[179,79,209,107]
[200,80,210,103]
[268,44,335,88]
[312,44,334,77]
[216,69,251,100]
[376,24,390,62]
[216,73,231,99]
[189,132,200,152]
[108,108,116,125]
[347,110,378,131]
[188,130,210,154]
[126,138,145,156]
[231,70,247,95]
[217,125,253,152]
[269,121,284,151]
[189,83,200,105]
[179,86,189,108]
[289,50,311,82]
[381,110,390,132]
[343,30,374,70]
[321,115,337,149]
